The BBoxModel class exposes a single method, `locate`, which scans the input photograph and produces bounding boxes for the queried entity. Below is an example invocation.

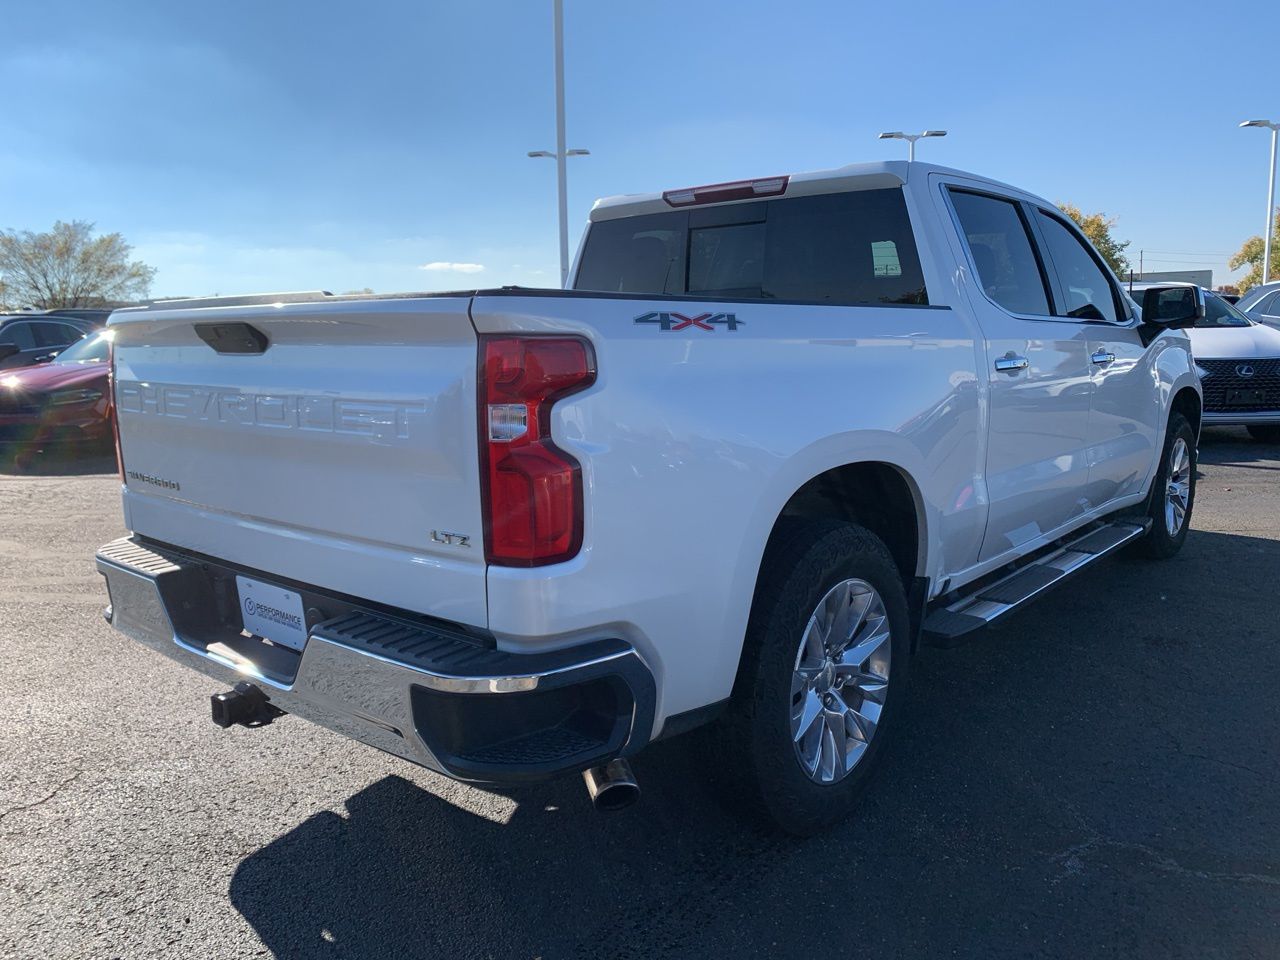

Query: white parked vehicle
[1129,284,1280,443]
[97,162,1204,833]
[1237,280,1280,328]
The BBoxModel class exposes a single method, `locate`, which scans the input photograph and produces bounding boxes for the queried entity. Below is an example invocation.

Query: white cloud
[419,261,485,274]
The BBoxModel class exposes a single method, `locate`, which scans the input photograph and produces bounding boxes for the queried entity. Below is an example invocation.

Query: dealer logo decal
[634,311,743,332]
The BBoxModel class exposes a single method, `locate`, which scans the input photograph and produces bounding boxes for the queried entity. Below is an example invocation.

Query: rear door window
[949,190,1052,316]
[0,322,36,349]
[32,321,82,348]
[575,188,929,306]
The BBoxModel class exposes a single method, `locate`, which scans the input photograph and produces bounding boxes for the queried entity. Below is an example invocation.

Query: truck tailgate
[109,296,487,627]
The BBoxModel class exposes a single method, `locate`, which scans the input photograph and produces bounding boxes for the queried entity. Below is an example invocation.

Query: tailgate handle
[194,321,270,355]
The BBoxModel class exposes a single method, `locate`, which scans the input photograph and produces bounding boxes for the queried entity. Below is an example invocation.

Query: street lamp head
[566,148,590,156]
[878,132,905,140]
[923,130,948,138]
[527,150,555,158]
[1239,119,1279,284]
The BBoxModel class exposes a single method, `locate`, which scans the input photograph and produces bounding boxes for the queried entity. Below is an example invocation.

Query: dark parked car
[0,315,100,369]
[32,307,115,328]
[0,328,113,448]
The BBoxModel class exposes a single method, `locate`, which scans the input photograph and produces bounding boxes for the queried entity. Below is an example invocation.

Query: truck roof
[114,162,1045,316]
[589,160,1035,222]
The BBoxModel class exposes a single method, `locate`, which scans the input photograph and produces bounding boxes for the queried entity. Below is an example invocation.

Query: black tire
[1246,425,1280,444]
[1139,412,1196,559]
[709,519,911,836]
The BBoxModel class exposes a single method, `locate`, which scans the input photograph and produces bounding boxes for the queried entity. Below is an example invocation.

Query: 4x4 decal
[634,311,744,332]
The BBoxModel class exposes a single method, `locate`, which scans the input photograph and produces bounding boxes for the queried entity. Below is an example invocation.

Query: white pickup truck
[97,161,1205,834]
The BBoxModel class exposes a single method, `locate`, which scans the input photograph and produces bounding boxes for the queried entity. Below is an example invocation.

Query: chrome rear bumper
[96,537,655,782]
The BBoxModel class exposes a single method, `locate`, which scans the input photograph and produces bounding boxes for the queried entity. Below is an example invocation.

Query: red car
[0,330,113,450]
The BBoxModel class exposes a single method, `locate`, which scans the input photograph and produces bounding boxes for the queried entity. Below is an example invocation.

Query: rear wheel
[1139,412,1196,559]
[710,520,911,836]
[1246,425,1280,444]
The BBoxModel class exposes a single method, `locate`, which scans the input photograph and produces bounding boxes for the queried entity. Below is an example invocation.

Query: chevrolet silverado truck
[97,161,1205,834]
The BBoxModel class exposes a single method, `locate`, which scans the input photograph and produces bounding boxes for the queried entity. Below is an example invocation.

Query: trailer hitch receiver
[211,682,285,729]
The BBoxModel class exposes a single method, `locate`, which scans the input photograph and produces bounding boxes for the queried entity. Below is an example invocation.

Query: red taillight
[662,175,789,207]
[108,334,124,482]
[479,336,596,566]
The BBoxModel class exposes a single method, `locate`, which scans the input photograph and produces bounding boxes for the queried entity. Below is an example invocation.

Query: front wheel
[1139,412,1196,559]
[710,520,911,836]
[1246,424,1280,444]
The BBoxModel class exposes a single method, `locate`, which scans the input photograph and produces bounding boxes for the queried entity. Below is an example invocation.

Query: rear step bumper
[96,537,655,783]
[922,520,1150,647]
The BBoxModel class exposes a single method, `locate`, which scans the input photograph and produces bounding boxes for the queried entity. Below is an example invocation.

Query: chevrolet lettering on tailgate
[115,381,426,440]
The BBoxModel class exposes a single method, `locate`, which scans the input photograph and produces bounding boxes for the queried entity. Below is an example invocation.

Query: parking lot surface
[1,430,1278,960]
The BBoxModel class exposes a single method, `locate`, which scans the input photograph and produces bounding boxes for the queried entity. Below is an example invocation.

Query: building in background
[1126,269,1213,287]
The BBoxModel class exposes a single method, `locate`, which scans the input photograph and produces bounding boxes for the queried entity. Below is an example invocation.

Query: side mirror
[1140,285,1204,329]
[0,344,18,363]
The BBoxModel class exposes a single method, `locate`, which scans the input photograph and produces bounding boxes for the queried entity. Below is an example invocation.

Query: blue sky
[2,0,1275,297]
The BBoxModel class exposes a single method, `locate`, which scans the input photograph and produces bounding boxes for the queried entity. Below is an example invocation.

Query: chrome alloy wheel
[1165,437,1191,537]
[790,578,891,784]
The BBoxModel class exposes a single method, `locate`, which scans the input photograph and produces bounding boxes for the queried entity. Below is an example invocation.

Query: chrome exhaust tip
[582,758,640,812]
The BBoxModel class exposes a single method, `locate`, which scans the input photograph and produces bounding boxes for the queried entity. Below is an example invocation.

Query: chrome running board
[922,520,1151,647]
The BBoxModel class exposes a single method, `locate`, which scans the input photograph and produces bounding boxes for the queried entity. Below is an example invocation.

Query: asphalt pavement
[1,430,1277,959]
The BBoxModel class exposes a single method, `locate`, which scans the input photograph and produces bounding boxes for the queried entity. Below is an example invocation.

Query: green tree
[1056,203,1131,277]
[0,220,155,311]
[1228,212,1280,294]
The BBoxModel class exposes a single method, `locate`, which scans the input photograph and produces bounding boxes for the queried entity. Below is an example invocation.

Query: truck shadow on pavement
[228,739,784,960]
[228,531,1280,960]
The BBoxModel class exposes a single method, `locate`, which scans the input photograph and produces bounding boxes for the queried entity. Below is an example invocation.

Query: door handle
[1091,350,1116,365]
[994,353,1029,373]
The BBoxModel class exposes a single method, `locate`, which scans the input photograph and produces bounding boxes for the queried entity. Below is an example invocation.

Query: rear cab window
[575,188,929,306]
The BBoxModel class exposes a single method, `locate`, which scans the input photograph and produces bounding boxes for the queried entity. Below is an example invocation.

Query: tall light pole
[1240,119,1279,284]
[528,0,589,288]
[878,130,947,161]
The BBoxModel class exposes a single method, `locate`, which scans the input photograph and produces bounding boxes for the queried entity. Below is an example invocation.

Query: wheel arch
[765,460,928,584]
[715,445,936,733]
[717,458,928,778]
[1170,385,1202,439]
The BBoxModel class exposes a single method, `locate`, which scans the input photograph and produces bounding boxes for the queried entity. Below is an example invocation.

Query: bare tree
[0,221,156,310]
